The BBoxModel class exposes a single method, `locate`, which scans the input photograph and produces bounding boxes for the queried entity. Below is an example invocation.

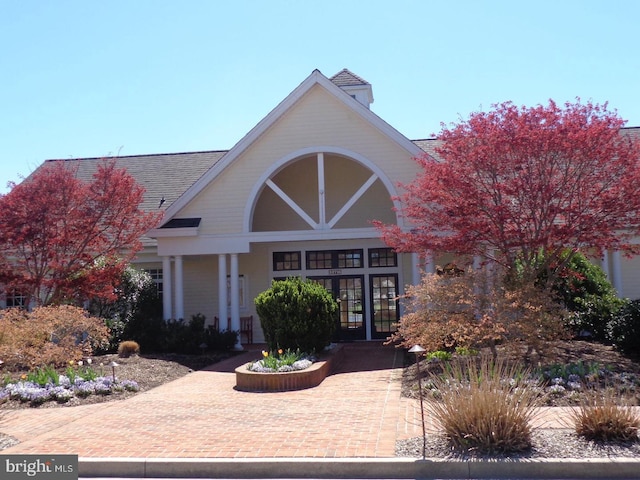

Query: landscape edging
[234,344,345,392]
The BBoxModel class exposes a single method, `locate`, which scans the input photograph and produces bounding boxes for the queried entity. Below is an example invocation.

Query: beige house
[144,68,426,348]
[12,69,640,348]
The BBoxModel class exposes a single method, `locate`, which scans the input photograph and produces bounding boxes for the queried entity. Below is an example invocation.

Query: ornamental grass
[569,388,640,442]
[425,355,543,454]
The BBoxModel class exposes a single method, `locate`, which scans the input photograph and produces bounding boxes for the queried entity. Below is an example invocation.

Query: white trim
[218,254,228,329]
[148,227,199,238]
[317,153,326,226]
[411,252,421,285]
[243,146,403,233]
[230,253,242,349]
[265,179,319,229]
[601,250,610,278]
[156,228,382,256]
[162,256,172,320]
[612,250,623,296]
[160,69,422,225]
[174,255,184,320]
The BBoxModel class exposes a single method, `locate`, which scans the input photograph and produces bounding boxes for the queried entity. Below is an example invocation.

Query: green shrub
[608,299,640,355]
[254,277,338,353]
[119,311,237,354]
[89,266,163,352]
[425,356,543,454]
[162,314,212,354]
[204,327,238,351]
[549,251,625,341]
[426,350,452,362]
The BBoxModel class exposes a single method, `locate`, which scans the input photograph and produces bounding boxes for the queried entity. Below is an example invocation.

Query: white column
[230,253,242,349]
[218,254,228,330]
[174,255,184,320]
[601,250,610,278]
[612,250,623,296]
[472,255,483,296]
[411,253,421,285]
[423,250,436,275]
[162,256,172,320]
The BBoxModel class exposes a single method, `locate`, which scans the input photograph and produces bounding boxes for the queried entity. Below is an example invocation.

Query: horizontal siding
[176,85,420,235]
[621,255,640,300]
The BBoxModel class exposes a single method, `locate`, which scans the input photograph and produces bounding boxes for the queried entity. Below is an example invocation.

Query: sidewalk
[1,342,637,479]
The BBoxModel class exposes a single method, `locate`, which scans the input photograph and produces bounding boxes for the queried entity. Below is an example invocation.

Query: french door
[310,275,366,341]
[370,274,399,339]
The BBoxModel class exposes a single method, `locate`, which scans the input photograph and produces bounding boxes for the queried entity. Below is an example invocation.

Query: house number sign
[328,269,342,275]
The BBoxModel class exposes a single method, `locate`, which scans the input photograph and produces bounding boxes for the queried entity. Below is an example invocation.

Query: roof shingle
[329,69,370,87]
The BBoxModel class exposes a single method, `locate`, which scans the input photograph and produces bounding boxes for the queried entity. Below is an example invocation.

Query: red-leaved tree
[377,100,640,284]
[0,160,162,306]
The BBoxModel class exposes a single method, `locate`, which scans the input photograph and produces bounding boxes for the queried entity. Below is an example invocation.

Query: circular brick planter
[235,345,344,392]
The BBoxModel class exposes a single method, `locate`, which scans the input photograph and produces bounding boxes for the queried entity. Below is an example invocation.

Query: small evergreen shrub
[425,356,543,454]
[254,277,338,353]
[549,251,625,340]
[608,299,640,355]
[204,326,238,351]
[117,340,140,358]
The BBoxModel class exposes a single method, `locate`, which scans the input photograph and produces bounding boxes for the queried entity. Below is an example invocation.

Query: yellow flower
[20,374,27,380]
[262,351,269,358]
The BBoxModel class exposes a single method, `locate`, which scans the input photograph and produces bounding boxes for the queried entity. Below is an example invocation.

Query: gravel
[396,429,640,459]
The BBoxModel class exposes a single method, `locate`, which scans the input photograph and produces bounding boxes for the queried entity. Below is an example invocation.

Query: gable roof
[159,69,423,223]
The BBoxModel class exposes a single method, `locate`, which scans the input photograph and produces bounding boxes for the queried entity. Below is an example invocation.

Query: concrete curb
[79,456,640,479]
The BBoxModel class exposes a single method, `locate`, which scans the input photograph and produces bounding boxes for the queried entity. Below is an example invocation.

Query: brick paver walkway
[0,343,584,458]
[0,344,405,458]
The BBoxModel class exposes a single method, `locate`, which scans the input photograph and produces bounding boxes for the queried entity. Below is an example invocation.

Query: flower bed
[1,376,140,406]
[235,344,344,392]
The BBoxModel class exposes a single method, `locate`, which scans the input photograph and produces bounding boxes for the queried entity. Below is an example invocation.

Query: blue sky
[1,0,638,192]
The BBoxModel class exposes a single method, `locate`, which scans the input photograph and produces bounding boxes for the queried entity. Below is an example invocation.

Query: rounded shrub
[117,340,140,358]
[254,277,338,353]
[608,299,640,355]
[549,251,625,341]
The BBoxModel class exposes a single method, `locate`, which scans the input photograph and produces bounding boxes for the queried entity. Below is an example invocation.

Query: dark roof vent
[160,217,201,229]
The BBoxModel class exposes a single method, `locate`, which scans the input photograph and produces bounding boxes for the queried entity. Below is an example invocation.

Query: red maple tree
[377,100,640,282]
[0,160,162,306]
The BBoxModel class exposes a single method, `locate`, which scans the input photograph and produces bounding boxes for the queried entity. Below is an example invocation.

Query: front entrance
[310,273,399,341]
[310,275,366,341]
[370,274,399,340]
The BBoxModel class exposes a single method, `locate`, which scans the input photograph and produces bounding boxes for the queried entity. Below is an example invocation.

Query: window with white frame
[144,269,163,298]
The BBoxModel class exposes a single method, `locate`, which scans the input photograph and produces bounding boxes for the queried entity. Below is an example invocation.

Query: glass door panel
[309,275,365,341]
[370,274,399,339]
